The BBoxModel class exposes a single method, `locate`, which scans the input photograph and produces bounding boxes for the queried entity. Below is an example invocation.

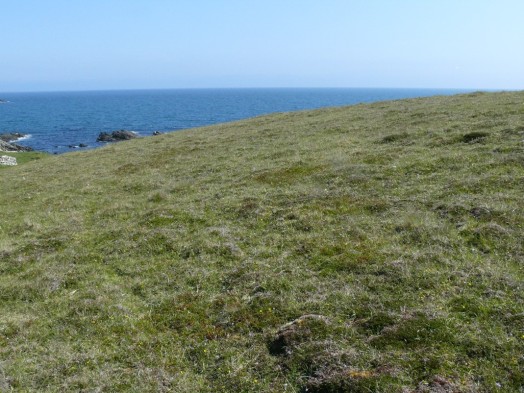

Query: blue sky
[1,0,523,92]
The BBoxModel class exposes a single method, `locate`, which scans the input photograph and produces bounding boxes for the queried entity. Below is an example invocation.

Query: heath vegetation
[0,91,523,392]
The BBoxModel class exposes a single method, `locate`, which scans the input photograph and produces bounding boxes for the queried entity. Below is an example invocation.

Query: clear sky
[1,0,523,92]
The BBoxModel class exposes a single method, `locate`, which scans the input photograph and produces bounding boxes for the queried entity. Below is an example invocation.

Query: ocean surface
[0,88,472,153]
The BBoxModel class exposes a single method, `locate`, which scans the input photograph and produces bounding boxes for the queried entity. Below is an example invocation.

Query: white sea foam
[15,134,32,141]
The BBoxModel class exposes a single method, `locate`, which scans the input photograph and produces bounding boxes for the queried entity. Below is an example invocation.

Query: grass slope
[1,91,523,392]
[0,151,49,167]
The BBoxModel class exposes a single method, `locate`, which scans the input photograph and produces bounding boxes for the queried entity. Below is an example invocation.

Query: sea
[0,88,472,154]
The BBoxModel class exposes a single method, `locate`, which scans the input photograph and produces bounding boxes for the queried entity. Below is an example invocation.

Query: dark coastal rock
[153,131,163,136]
[0,99,8,104]
[79,143,88,148]
[0,132,26,142]
[97,130,138,142]
[0,140,33,152]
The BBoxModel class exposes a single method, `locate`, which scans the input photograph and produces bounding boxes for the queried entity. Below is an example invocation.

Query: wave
[15,134,32,141]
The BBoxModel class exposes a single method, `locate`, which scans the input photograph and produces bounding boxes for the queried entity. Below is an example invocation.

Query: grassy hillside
[1,91,523,392]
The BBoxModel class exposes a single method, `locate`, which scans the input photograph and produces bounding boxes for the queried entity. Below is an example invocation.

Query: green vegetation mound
[1,91,523,392]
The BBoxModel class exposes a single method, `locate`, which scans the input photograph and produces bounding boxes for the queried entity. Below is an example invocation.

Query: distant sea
[0,88,472,153]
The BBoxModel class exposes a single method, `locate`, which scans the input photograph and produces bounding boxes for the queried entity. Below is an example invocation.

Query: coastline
[0,133,34,152]
[0,88,474,154]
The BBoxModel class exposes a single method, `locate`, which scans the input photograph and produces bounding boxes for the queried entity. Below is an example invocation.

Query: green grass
[0,151,50,167]
[0,91,523,392]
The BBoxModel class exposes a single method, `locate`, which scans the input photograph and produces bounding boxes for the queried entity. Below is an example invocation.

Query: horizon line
[0,86,500,95]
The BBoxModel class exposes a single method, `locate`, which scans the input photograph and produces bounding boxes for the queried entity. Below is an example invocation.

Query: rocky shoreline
[0,133,33,152]
[0,130,164,154]
[0,132,27,143]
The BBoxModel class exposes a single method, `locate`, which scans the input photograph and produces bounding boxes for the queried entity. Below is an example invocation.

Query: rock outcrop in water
[97,130,138,142]
[0,132,26,142]
[0,140,33,152]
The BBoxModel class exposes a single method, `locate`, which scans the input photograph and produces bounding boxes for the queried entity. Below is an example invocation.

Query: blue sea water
[0,88,471,153]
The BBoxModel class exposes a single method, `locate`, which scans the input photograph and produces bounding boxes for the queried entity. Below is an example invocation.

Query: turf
[0,151,49,167]
[0,91,523,392]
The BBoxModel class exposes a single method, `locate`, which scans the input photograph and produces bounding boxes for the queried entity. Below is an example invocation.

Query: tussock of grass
[1,91,524,392]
